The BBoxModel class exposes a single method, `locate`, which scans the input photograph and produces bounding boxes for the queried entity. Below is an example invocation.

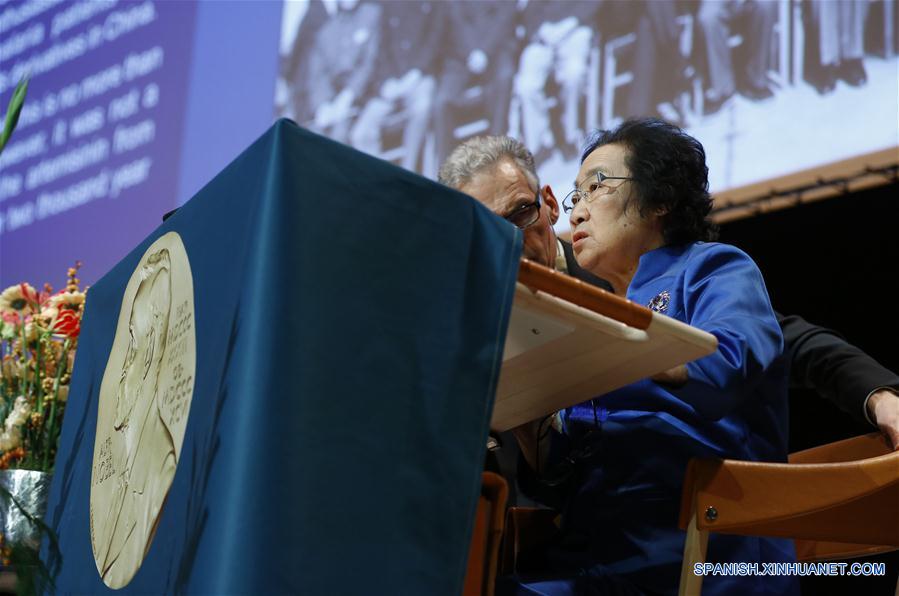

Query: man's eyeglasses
[562,171,633,213]
[504,191,542,230]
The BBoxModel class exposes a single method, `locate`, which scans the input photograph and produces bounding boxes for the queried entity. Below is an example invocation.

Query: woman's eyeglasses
[562,172,633,213]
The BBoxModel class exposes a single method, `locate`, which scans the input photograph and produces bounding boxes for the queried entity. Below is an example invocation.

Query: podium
[43,120,522,594]
[42,120,719,594]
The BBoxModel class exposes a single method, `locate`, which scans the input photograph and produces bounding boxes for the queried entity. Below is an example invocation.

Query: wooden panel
[711,147,899,223]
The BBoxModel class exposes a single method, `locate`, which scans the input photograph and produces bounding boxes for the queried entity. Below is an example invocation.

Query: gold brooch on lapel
[647,290,670,313]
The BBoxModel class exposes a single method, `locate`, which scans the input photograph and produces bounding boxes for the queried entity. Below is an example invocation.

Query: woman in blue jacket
[509,118,797,596]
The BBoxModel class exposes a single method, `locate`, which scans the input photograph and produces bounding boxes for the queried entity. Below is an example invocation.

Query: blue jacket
[525,242,798,596]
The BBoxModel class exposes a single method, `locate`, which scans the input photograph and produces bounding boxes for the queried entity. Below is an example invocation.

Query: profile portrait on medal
[90,231,196,589]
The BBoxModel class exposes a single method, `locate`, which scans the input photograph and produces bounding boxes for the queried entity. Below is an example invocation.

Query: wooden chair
[463,472,509,596]
[678,432,899,596]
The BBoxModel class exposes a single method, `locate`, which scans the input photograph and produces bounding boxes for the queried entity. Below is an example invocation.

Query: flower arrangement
[0,77,67,591]
[0,263,86,473]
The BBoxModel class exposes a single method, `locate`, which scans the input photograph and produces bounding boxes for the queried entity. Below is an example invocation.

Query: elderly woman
[508,119,797,596]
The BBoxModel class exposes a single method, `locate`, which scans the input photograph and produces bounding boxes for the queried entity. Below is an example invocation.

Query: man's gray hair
[438,135,539,191]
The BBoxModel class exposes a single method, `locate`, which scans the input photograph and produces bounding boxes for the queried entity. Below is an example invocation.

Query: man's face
[460,160,560,267]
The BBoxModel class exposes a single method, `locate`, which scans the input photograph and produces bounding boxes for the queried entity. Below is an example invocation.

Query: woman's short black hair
[580,118,718,244]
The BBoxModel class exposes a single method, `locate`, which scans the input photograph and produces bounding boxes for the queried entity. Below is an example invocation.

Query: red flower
[52,309,81,338]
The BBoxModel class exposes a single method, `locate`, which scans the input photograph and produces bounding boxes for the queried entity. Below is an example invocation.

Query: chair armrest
[679,448,899,546]
[789,432,890,463]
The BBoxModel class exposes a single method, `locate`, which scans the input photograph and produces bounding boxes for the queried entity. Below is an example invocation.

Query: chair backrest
[788,432,891,463]
[463,472,509,596]
[678,433,899,595]
[788,433,899,561]
[679,433,899,546]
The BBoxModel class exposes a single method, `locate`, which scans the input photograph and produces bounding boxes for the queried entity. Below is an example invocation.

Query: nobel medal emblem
[90,232,196,588]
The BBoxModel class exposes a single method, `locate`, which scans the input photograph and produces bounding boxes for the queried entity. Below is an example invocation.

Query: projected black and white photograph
[276,0,898,230]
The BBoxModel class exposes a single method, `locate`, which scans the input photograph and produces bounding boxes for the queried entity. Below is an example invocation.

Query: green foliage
[0,77,30,156]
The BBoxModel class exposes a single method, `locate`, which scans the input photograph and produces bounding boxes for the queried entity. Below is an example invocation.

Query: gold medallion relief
[90,232,196,588]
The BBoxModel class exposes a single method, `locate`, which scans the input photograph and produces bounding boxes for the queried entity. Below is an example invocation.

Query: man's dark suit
[781,314,899,423]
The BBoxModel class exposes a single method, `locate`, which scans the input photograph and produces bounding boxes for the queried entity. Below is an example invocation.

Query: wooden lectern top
[492,259,719,432]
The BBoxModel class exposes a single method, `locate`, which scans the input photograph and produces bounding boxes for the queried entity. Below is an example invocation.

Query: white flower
[40,305,59,322]
[46,291,85,311]
[0,395,32,451]
[0,431,19,451]
[0,284,37,316]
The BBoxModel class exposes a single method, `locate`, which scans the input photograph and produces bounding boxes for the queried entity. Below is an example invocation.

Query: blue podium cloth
[43,120,522,594]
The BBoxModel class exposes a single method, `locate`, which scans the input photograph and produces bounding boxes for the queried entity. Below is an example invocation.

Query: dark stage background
[719,181,899,595]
